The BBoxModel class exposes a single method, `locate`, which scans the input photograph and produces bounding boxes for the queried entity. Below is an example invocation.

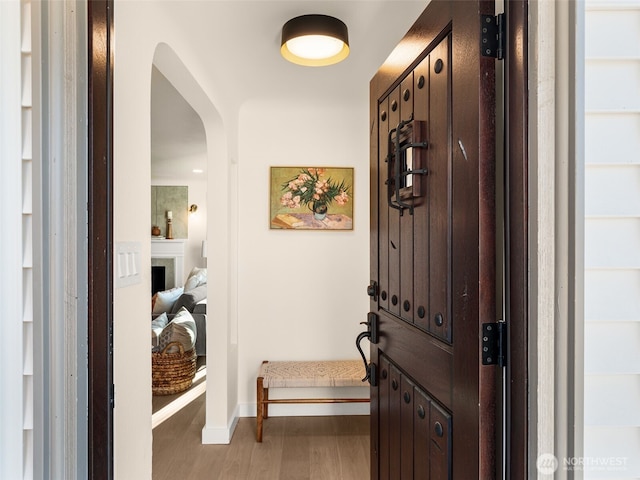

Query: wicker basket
[152,341,197,396]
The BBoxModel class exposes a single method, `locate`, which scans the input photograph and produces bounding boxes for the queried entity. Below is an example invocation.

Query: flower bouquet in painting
[270,167,354,230]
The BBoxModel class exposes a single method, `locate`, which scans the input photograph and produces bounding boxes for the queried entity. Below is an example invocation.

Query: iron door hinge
[481,13,505,60]
[482,322,507,367]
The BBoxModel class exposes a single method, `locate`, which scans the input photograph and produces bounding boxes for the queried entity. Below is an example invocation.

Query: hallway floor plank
[152,393,370,480]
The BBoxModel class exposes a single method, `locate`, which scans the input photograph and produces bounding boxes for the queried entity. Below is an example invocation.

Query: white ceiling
[149,0,428,180]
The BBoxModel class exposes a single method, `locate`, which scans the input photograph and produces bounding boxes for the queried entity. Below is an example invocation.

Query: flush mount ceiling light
[281,14,350,67]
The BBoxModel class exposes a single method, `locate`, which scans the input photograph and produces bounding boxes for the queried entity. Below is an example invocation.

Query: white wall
[584,1,640,477]
[236,96,370,414]
[113,6,155,475]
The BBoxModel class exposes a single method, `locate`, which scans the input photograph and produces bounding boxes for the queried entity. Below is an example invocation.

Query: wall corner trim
[201,408,240,445]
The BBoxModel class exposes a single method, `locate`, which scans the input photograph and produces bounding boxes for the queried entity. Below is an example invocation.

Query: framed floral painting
[270,166,354,230]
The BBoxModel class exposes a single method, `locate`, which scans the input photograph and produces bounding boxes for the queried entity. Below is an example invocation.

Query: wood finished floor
[152,392,370,480]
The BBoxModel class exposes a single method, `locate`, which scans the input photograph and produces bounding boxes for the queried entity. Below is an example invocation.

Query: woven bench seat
[256,359,369,442]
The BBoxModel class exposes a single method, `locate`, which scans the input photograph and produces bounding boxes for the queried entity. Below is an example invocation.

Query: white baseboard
[201,405,240,444]
[239,402,370,418]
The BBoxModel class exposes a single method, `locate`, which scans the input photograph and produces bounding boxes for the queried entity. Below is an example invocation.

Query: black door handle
[356,331,371,382]
[355,313,379,386]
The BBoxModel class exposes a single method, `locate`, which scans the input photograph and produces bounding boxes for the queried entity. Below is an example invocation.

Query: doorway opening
[147,42,231,454]
[149,61,209,428]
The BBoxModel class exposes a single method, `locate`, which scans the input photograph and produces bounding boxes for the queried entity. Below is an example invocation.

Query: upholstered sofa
[152,272,208,356]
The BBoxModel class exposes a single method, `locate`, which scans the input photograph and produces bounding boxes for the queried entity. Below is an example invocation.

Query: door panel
[369,0,498,478]
[399,74,415,325]
[388,364,401,478]
[412,55,430,333]
[378,99,390,313]
[378,353,453,479]
[413,388,430,479]
[430,403,451,479]
[387,87,401,318]
[378,356,391,479]
[428,35,451,343]
[400,376,414,479]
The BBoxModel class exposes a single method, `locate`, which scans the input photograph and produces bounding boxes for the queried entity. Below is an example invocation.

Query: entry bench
[256,360,370,442]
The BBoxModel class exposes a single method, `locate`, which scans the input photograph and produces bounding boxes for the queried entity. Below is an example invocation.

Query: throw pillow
[151,312,169,351]
[171,284,207,314]
[152,286,184,315]
[184,267,207,292]
[156,307,197,354]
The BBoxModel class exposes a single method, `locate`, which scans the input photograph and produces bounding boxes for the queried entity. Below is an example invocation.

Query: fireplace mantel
[151,239,185,289]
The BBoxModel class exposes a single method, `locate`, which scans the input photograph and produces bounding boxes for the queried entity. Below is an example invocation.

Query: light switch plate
[115,242,142,288]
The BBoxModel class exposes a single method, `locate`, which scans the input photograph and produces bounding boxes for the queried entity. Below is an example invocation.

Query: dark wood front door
[369,1,499,478]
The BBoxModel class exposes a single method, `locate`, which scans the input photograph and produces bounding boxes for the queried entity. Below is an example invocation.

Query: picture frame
[270,166,354,230]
